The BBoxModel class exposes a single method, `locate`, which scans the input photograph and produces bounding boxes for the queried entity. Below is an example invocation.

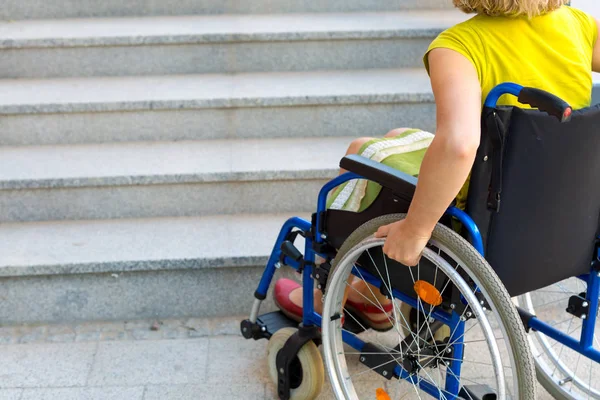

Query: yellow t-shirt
[424,6,597,210]
[424,6,598,109]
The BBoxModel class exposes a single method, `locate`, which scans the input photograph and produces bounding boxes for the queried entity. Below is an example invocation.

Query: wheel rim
[518,277,600,399]
[323,236,518,399]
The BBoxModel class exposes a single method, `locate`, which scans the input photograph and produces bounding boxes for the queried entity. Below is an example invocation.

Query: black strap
[485,110,507,212]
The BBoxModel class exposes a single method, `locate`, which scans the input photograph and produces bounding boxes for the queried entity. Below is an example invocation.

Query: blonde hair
[453,0,569,17]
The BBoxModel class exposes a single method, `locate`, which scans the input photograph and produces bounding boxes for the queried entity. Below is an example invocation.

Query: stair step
[0,11,466,78]
[0,213,307,323]
[0,68,436,146]
[0,11,466,49]
[2,0,455,20]
[0,69,432,114]
[0,137,350,189]
[0,136,353,221]
[0,213,305,276]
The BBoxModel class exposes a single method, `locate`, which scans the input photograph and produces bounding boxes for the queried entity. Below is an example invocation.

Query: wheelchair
[240,82,600,400]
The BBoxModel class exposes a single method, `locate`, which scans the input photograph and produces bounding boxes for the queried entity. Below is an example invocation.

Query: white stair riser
[2,0,455,20]
[0,265,295,324]
[0,180,330,222]
[1,103,436,146]
[1,38,432,79]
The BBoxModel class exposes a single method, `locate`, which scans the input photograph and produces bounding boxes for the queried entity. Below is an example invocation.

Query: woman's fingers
[375,224,391,238]
[382,242,423,266]
[377,220,428,266]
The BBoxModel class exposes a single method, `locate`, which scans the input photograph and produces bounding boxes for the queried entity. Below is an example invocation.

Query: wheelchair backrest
[467,103,600,296]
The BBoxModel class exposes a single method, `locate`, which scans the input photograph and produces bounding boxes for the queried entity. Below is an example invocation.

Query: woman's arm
[593,19,600,72]
[375,48,482,265]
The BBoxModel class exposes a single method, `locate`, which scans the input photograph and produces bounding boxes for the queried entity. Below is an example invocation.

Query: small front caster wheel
[267,327,324,400]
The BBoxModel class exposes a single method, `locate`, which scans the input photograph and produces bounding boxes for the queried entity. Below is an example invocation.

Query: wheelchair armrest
[340,154,417,197]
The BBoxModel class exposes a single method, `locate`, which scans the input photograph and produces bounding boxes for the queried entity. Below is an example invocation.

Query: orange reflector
[414,280,443,306]
[376,388,391,400]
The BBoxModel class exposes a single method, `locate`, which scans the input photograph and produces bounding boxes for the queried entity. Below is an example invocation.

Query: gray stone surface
[0,12,465,49]
[1,0,455,20]
[88,339,208,386]
[0,265,293,324]
[206,336,270,384]
[0,390,22,400]
[0,11,466,79]
[20,387,144,400]
[46,325,76,343]
[18,326,48,344]
[0,316,561,399]
[0,179,326,222]
[0,137,347,190]
[143,384,265,400]
[0,326,20,345]
[1,38,433,79]
[0,103,436,146]
[0,342,96,388]
[0,69,433,115]
[0,316,244,345]
[0,214,307,276]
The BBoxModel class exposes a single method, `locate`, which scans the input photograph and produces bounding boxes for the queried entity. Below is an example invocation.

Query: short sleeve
[423,23,483,83]
[568,7,598,50]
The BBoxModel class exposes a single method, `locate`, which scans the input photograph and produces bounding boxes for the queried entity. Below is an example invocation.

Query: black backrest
[467,105,600,296]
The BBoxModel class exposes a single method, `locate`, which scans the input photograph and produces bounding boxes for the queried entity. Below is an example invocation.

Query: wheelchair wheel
[267,327,325,400]
[517,278,600,399]
[321,214,536,399]
[399,302,451,343]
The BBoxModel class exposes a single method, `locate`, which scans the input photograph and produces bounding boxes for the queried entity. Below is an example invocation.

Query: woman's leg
[285,129,412,317]
[383,127,412,138]
[339,136,373,175]
[338,129,410,174]
[341,132,416,318]
[344,129,412,315]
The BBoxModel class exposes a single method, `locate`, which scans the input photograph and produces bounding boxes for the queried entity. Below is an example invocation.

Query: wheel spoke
[439,356,513,369]
[525,276,600,399]
[413,360,449,400]
[408,374,423,400]
[322,236,522,400]
[378,249,402,340]
[341,308,404,356]
[366,249,410,353]
[589,358,593,400]
[410,262,461,352]
[551,317,575,377]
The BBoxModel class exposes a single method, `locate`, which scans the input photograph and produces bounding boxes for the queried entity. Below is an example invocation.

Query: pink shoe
[274,279,304,322]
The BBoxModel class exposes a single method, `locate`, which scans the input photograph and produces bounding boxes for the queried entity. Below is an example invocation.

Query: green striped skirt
[326,129,433,212]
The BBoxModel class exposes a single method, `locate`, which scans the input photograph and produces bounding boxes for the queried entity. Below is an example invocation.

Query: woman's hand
[374,220,431,266]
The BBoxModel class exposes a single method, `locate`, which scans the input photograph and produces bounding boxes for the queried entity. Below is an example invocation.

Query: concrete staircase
[0,0,464,325]
[3,1,595,325]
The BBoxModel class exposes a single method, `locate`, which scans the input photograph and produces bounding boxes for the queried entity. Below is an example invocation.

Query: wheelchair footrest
[459,384,496,400]
[240,311,299,341]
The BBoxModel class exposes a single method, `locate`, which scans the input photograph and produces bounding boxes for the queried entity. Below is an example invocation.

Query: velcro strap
[485,110,507,212]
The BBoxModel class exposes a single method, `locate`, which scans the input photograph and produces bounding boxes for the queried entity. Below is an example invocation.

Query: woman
[274,0,600,330]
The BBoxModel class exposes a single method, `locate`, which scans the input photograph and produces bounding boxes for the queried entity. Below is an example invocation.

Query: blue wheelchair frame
[250,83,600,398]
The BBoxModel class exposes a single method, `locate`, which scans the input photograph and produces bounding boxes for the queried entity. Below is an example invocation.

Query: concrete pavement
[0,316,556,400]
